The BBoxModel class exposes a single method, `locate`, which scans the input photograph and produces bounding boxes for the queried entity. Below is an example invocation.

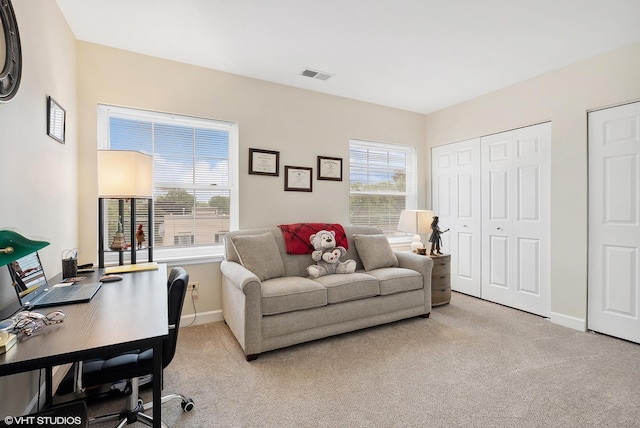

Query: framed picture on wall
[284,166,313,192]
[249,148,279,176]
[317,156,343,181]
[47,96,66,144]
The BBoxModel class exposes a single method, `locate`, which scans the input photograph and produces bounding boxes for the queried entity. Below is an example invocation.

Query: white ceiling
[55,0,640,114]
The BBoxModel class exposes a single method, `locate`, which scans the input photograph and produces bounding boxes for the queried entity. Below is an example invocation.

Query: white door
[481,123,551,317]
[432,139,482,297]
[588,101,640,343]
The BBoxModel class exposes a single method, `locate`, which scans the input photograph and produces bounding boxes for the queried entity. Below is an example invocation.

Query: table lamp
[397,210,434,253]
[0,230,49,354]
[0,230,50,267]
[97,150,154,267]
[97,150,153,199]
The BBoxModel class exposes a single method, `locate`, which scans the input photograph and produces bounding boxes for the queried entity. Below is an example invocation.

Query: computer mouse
[99,274,123,282]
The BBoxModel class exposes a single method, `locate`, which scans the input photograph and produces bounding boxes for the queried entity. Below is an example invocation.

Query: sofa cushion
[261,276,327,315]
[364,267,423,295]
[313,272,380,304]
[353,234,399,271]
[231,233,285,282]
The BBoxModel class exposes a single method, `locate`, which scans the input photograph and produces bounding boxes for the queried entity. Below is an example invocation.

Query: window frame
[349,139,417,244]
[97,104,238,263]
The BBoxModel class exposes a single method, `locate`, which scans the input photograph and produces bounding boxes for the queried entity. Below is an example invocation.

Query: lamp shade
[397,210,434,234]
[98,150,153,198]
[0,230,50,266]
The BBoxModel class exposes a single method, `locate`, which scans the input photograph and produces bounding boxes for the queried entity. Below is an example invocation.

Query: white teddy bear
[306,230,357,278]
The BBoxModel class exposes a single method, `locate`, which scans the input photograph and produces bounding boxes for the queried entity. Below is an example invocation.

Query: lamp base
[410,234,424,253]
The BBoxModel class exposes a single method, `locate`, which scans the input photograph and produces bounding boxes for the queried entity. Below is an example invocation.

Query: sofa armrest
[395,251,433,313]
[220,259,261,293]
[220,259,263,357]
[395,251,433,276]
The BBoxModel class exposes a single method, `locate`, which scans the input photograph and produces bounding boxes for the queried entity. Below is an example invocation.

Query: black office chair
[59,267,194,426]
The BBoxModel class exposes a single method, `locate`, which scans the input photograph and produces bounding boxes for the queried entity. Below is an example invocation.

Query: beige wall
[75,42,426,324]
[3,0,640,415]
[424,41,640,327]
[0,0,77,417]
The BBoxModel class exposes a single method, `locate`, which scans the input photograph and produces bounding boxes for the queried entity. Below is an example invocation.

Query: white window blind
[349,139,416,237]
[98,104,238,260]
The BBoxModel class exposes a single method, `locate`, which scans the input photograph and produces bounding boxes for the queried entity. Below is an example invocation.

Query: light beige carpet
[88,292,640,427]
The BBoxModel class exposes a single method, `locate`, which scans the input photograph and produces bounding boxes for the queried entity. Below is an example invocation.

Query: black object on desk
[0,265,169,428]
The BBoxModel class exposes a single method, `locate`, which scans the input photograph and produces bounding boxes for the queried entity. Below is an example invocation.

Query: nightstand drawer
[432,287,451,307]
[432,260,450,275]
[429,254,451,306]
[431,272,450,289]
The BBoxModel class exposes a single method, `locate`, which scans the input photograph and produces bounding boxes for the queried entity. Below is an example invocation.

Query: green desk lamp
[0,230,50,266]
[0,230,49,353]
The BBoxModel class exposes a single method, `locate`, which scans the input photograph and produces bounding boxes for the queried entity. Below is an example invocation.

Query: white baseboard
[550,311,586,332]
[180,309,223,327]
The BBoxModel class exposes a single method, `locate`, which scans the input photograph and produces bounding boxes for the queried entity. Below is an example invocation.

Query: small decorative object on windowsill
[397,210,434,253]
[136,224,145,250]
[110,216,127,251]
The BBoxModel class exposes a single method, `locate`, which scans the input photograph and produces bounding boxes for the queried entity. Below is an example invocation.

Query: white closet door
[432,139,482,297]
[588,101,640,343]
[481,123,551,317]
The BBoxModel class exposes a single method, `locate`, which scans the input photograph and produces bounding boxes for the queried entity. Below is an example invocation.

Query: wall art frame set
[249,148,343,192]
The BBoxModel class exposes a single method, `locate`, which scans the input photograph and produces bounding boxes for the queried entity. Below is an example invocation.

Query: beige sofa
[221,225,433,360]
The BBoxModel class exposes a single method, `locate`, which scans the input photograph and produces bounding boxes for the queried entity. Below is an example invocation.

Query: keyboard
[36,286,80,304]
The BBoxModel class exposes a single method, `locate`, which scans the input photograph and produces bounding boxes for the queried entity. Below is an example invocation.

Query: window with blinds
[98,105,238,259]
[349,139,417,237]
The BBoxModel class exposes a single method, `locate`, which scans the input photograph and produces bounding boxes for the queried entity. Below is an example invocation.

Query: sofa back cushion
[224,225,386,278]
[353,233,399,271]
[230,232,285,281]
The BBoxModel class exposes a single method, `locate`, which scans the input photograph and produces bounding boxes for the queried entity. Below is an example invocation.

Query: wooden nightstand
[429,253,451,306]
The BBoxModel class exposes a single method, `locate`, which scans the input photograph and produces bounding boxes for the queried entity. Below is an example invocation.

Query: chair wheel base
[182,398,194,412]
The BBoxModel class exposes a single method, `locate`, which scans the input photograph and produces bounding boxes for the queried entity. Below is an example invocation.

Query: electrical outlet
[188,281,199,291]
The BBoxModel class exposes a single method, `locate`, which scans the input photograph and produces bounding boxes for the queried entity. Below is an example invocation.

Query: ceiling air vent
[301,68,334,81]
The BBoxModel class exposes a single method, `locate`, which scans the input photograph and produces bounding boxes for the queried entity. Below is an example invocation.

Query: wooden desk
[0,265,168,427]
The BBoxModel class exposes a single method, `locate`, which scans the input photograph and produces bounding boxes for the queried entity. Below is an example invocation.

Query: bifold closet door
[588,101,640,344]
[432,139,482,297]
[481,123,551,317]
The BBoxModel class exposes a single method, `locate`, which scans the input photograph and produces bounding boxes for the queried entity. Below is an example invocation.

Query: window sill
[103,246,226,267]
[157,253,225,266]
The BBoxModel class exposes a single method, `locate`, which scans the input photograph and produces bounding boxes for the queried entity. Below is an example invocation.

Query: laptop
[7,251,102,309]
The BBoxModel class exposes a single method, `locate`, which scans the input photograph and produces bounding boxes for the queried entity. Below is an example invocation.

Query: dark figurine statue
[429,216,449,256]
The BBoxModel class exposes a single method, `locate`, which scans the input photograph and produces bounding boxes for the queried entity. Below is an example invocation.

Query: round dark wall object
[0,0,22,103]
